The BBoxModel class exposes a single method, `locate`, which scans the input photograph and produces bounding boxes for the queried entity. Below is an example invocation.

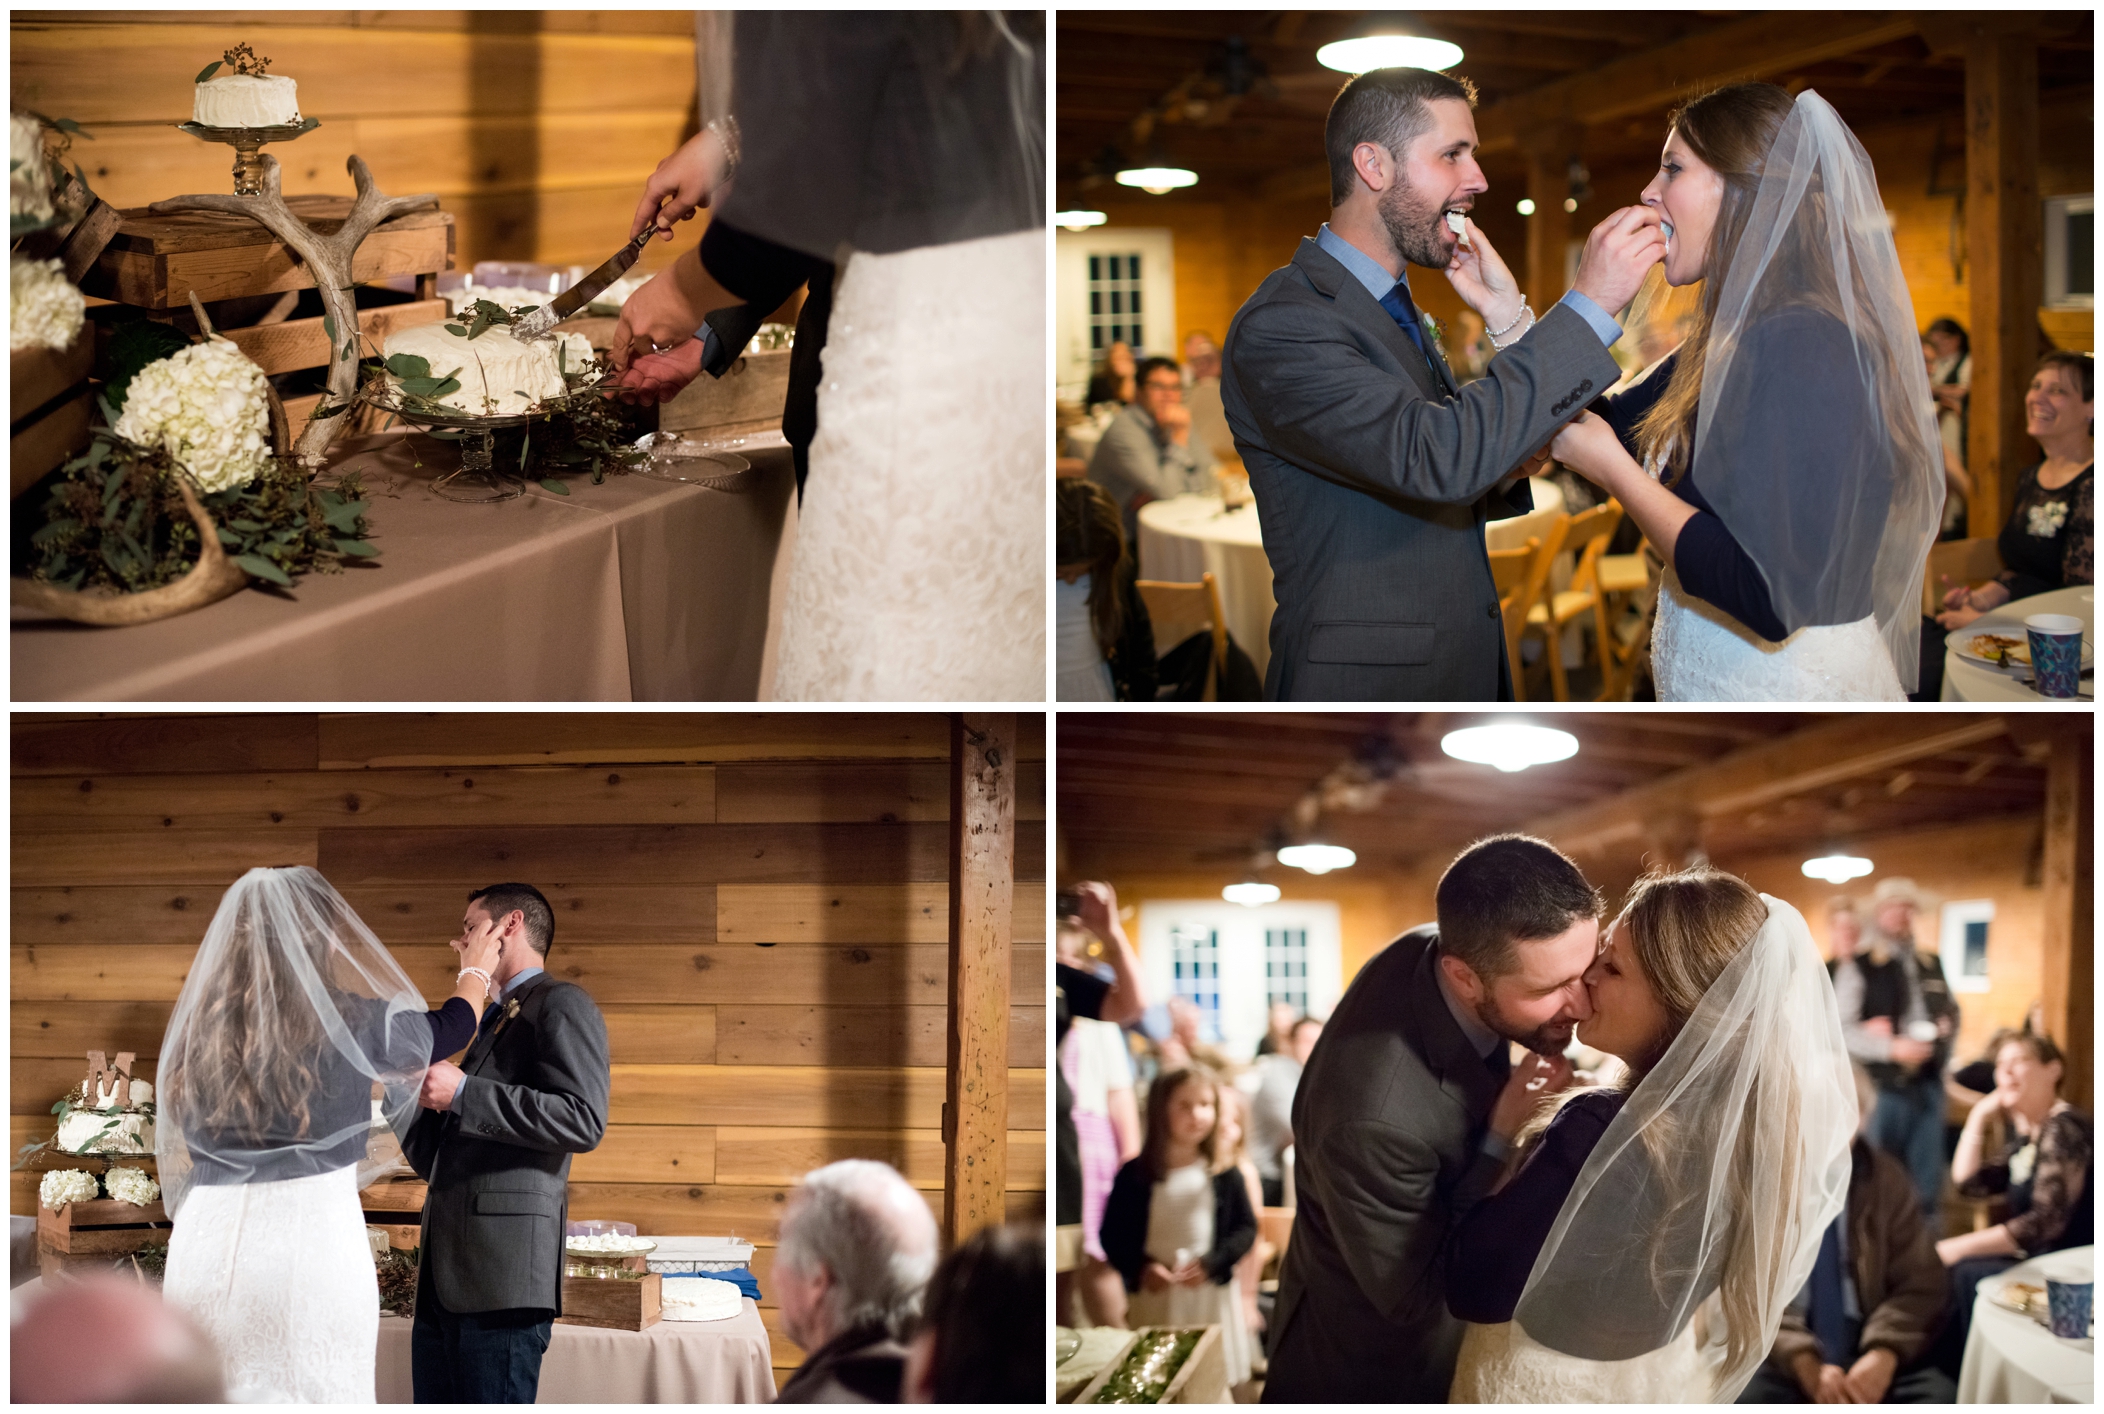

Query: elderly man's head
[11,1274,225,1402]
[776,1159,939,1353]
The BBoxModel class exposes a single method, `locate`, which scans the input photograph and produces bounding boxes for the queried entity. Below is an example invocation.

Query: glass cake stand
[564,1236,657,1281]
[371,398,541,503]
[176,117,321,196]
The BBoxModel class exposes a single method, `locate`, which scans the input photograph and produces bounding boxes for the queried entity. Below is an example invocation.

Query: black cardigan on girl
[1100,1156,1257,1293]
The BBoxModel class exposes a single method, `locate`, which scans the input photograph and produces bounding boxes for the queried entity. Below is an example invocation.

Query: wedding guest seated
[1920,352,2092,697]
[1183,333,1234,465]
[1102,1067,1258,1388]
[773,1160,940,1404]
[1056,479,1157,702]
[1086,340,1138,410]
[1248,1015,1322,1207]
[11,1273,226,1402]
[1161,995,1239,1078]
[1088,357,1212,546]
[1932,1032,2093,1369]
[1183,331,1222,384]
[900,1223,1043,1403]
[1737,1065,1953,1405]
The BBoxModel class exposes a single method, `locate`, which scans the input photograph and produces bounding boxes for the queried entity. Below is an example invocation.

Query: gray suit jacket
[401,972,611,1314]
[1222,238,1621,700]
[1262,926,1504,1404]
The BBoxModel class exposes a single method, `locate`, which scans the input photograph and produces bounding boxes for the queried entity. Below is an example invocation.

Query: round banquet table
[376,1301,777,1404]
[1956,1246,2094,1404]
[1137,477,1567,679]
[10,429,795,702]
[1942,585,2096,701]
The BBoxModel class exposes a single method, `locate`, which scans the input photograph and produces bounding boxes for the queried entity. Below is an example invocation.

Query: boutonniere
[488,997,522,1044]
[1420,313,1446,357]
[2026,500,2069,538]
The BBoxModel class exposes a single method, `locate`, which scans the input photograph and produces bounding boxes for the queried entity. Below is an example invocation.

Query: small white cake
[194,73,301,129]
[565,1232,656,1256]
[383,323,593,416]
[56,1109,154,1155]
[659,1276,744,1322]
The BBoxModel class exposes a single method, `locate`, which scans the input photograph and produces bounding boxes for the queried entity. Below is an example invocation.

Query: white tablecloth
[1956,1246,2094,1403]
[1137,478,1566,680]
[1942,585,2096,701]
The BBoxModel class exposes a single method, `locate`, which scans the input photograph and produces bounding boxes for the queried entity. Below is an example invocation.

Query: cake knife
[508,227,654,341]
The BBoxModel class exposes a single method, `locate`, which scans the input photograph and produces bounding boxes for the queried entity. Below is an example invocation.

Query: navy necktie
[1806,1214,1859,1365]
[1379,279,1429,356]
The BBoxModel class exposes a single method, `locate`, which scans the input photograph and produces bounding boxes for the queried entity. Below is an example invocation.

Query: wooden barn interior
[1058,710,2092,1112]
[1057,9,2094,538]
[12,711,1045,1382]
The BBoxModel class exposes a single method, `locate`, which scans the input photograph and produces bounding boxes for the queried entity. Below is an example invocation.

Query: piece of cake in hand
[193,43,301,129]
[382,323,595,417]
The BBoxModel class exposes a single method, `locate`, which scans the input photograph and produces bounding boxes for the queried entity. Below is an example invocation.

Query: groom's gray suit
[1262,925,1506,1404]
[1222,235,1622,700]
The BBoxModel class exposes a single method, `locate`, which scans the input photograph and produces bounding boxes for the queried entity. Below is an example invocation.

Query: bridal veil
[156,866,432,1218]
[1691,90,1943,689]
[1510,894,1855,1400]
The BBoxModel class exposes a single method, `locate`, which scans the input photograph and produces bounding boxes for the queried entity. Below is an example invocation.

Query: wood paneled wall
[11,712,1047,1375]
[11,11,709,272]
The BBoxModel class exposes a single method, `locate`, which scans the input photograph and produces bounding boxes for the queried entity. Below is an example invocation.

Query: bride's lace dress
[161,1163,378,1402]
[772,227,1044,700]
[1651,568,1904,701]
[1451,1314,1709,1403]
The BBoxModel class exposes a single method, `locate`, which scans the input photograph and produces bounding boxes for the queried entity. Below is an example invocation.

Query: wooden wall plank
[563,1180,1045,1247]
[566,1124,715,1185]
[715,1004,1046,1071]
[714,1128,1045,1190]
[16,12,701,36]
[13,830,319,885]
[718,883,1046,945]
[317,713,949,768]
[600,1005,717,1066]
[13,765,719,831]
[13,1000,176,1059]
[11,714,320,775]
[607,1066,1046,1131]
[15,1055,156,1114]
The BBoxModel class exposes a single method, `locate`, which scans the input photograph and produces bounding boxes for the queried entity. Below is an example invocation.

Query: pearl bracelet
[706,116,742,179]
[1489,302,1536,349]
[457,967,493,991]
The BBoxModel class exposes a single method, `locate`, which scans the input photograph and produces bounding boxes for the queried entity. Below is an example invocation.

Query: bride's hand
[1441,215,1523,335]
[1547,411,1635,491]
[1488,1050,1574,1139]
[457,925,501,978]
[629,128,732,242]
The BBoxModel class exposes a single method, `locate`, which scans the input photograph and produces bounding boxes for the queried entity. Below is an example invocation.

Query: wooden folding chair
[1497,516,1571,701]
[1594,532,1657,700]
[1136,571,1229,700]
[1523,501,1624,701]
[1490,531,1549,700]
[1923,537,2004,616]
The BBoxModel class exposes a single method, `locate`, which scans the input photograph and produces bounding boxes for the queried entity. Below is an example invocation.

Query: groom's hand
[1570,206,1667,316]
[421,1060,466,1112]
[1441,214,1523,333]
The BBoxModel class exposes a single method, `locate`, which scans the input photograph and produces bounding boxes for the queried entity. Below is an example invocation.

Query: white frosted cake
[194,73,301,128]
[383,323,594,416]
[659,1276,744,1322]
[56,1070,155,1156]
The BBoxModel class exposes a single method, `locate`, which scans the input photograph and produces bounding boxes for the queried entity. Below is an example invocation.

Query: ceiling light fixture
[1114,165,1198,195]
[1316,33,1464,74]
[1517,198,1537,216]
[1802,854,1874,884]
[1276,843,1356,875]
[1440,724,1579,773]
[1223,881,1282,907]
[1055,210,1108,231]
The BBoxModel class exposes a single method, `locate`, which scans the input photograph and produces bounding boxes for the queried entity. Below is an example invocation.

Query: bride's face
[1639,129,1725,288]
[1579,920,1673,1065]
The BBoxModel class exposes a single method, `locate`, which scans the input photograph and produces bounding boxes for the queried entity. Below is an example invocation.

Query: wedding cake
[382,323,595,416]
[193,44,301,129]
[55,1052,155,1156]
[659,1275,744,1322]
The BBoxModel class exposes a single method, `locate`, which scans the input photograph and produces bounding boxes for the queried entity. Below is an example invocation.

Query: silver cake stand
[176,117,321,196]
[373,398,543,503]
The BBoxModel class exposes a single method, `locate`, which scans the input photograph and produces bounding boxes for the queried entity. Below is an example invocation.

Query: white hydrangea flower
[111,337,273,493]
[39,1168,99,1209]
[130,1079,155,1106]
[10,255,84,352]
[103,1165,160,1207]
[2026,500,2068,538]
[11,113,53,225]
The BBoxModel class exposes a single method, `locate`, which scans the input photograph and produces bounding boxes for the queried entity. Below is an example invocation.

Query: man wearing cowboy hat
[1838,877,1960,1224]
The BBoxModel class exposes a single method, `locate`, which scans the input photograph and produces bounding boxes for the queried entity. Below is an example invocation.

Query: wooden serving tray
[1070,1325,1227,1405]
[557,1271,661,1331]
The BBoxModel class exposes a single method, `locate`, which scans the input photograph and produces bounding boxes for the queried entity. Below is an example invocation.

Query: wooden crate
[659,346,791,441]
[360,1174,426,1250]
[37,1195,172,1279]
[1071,1326,1228,1405]
[11,336,97,496]
[557,1270,662,1331]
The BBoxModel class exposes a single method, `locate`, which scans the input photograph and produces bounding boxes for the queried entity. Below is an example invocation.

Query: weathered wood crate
[659,346,790,441]
[1071,1325,1228,1405]
[360,1174,426,1251]
[11,336,97,497]
[38,1195,171,1279]
[557,1270,662,1331]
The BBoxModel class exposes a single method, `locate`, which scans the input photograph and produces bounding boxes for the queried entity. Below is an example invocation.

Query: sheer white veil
[155,866,431,1219]
[1692,90,1943,688]
[1511,894,1855,1400]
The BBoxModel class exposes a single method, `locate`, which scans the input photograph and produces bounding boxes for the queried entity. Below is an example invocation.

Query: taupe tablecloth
[375,1302,776,1404]
[12,430,794,701]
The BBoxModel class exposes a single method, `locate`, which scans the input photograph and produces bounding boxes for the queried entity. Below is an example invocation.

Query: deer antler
[150,155,438,470]
[11,472,251,625]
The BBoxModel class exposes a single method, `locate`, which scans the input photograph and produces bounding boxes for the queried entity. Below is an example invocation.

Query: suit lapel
[464,974,548,1075]
[1293,239,1445,404]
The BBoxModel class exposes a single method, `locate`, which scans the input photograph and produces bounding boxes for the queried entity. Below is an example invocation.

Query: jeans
[1867,1077,1948,1226]
[1738,1361,1957,1403]
[411,1278,554,1404]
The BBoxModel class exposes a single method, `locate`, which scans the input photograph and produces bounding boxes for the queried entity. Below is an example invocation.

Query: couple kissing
[1264,835,1855,1403]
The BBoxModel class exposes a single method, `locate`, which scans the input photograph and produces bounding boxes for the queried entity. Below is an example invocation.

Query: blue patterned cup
[2024,614,2085,698]
[2044,1267,2092,1340]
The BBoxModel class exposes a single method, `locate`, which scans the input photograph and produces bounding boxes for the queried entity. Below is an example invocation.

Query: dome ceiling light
[1055,210,1108,231]
[1276,843,1357,875]
[1802,854,1874,884]
[1114,165,1199,195]
[1316,32,1464,75]
[1223,881,1283,907]
[1439,724,1580,773]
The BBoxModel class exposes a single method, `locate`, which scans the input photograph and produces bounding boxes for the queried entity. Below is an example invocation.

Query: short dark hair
[1324,66,1479,206]
[914,1222,1044,1402]
[1435,834,1601,981]
[2037,350,2093,404]
[468,882,555,957]
[1926,317,1969,355]
[1135,356,1182,389]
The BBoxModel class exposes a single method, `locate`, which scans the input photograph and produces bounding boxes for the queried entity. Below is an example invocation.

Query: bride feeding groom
[1222,67,1942,701]
[1263,835,1854,1404]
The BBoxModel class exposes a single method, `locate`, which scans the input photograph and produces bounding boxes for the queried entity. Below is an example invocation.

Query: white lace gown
[1650,569,1904,701]
[772,227,1045,700]
[161,1163,378,1403]
[1450,1314,1708,1403]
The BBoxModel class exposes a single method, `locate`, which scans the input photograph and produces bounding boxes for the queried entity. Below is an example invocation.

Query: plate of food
[1954,624,2094,671]
[1987,1278,2047,1316]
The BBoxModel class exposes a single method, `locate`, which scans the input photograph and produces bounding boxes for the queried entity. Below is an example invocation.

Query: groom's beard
[1380,179,1454,271]
[1475,998,1579,1057]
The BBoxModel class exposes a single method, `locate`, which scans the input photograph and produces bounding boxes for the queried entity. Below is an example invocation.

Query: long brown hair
[1055,478,1128,654]
[1139,1066,1224,1180]
[160,910,329,1142]
[1634,84,1796,482]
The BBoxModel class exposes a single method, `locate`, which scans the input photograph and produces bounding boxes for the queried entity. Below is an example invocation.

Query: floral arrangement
[11,109,92,351]
[104,1165,161,1207]
[11,111,53,228]
[377,1246,420,1317]
[39,1169,98,1209]
[11,254,84,352]
[196,42,272,82]
[110,337,274,493]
